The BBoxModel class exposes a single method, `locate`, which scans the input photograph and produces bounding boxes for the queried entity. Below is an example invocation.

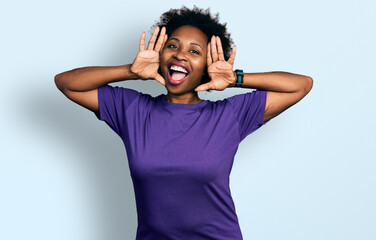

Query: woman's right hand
[130,26,167,85]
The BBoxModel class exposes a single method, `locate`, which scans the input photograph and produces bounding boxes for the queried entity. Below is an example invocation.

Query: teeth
[170,65,188,73]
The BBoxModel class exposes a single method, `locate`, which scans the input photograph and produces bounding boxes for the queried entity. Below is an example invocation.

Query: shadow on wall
[19,80,142,239]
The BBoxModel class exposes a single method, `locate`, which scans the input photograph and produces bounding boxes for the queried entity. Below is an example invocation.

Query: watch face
[235,70,243,87]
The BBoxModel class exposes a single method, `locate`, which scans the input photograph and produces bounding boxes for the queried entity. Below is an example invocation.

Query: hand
[195,36,236,91]
[130,26,167,85]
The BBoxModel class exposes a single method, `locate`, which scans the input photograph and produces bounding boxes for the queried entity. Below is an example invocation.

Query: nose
[173,48,187,61]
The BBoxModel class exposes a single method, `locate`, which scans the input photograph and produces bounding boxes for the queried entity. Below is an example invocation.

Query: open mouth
[167,63,190,85]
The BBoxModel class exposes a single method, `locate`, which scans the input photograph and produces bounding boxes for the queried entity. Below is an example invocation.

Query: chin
[165,84,196,95]
[165,86,188,95]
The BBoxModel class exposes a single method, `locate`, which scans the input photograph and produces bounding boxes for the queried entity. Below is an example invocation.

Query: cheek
[193,58,207,73]
[159,52,166,64]
[159,52,169,74]
[191,60,207,85]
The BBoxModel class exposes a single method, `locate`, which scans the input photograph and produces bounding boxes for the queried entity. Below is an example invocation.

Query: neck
[166,91,202,104]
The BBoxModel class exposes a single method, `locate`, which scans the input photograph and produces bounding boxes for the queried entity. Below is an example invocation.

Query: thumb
[195,82,214,92]
[153,73,166,86]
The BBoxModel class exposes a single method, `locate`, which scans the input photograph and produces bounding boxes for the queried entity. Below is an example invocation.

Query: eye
[190,49,200,55]
[168,44,177,49]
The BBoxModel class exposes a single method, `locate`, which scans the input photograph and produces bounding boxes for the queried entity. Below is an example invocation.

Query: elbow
[303,76,313,95]
[54,74,62,90]
[54,72,69,92]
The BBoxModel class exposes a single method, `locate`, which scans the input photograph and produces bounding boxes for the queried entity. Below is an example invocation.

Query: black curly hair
[153,5,233,85]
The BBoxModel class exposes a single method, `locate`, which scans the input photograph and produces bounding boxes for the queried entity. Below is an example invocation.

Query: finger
[139,32,146,51]
[216,36,225,61]
[160,34,168,53]
[211,35,218,62]
[195,81,215,92]
[227,45,237,65]
[154,26,166,52]
[153,73,166,86]
[147,26,160,50]
[206,42,212,66]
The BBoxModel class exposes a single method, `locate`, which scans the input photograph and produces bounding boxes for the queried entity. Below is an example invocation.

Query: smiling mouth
[167,63,190,85]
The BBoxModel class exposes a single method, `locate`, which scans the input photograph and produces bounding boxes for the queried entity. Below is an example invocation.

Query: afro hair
[153,5,233,85]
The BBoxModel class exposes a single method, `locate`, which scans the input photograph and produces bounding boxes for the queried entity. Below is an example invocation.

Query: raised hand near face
[131,26,168,85]
[195,36,236,91]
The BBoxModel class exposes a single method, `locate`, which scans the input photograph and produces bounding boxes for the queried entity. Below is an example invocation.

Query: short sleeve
[226,90,268,141]
[95,84,141,136]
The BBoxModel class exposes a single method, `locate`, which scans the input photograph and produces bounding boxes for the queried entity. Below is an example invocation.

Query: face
[160,25,208,95]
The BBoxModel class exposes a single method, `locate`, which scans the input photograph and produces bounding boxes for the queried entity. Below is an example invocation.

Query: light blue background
[1,0,375,239]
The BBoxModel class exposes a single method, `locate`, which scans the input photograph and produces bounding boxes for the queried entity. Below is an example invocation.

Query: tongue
[171,72,187,81]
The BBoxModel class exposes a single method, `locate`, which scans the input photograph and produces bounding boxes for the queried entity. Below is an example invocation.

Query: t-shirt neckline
[159,94,208,110]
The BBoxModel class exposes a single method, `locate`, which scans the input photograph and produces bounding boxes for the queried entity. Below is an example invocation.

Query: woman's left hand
[195,36,237,91]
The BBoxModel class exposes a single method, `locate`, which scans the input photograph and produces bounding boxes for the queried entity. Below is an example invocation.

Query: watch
[235,69,243,87]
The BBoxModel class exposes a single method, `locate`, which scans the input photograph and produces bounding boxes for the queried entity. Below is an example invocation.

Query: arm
[195,36,313,122]
[55,26,167,116]
[55,64,138,115]
[229,71,313,122]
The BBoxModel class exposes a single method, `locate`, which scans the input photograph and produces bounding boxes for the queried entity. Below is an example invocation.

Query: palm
[207,61,234,90]
[130,26,167,85]
[195,36,237,92]
[132,50,160,79]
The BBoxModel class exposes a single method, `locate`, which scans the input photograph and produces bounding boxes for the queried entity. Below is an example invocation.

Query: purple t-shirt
[96,84,268,240]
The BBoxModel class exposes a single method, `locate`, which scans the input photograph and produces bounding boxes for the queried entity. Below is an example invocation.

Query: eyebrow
[170,37,204,50]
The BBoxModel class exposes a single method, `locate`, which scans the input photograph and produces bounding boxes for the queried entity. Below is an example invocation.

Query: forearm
[229,71,313,93]
[54,64,138,92]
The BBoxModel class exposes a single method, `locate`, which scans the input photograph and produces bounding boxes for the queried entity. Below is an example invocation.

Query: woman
[55,6,313,240]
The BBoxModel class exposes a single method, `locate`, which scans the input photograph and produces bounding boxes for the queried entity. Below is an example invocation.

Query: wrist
[228,71,237,87]
[232,69,243,87]
[127,64,140,80]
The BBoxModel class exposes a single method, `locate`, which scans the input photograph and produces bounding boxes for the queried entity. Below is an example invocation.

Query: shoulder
[225,90,267,104]
[98,84,156,103]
